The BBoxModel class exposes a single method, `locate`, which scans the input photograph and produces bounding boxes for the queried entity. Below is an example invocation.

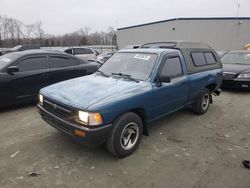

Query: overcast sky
[1,0,250,35]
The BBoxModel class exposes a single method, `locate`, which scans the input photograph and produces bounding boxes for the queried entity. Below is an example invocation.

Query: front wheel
[191,88,211,114]
[106,112,143,158]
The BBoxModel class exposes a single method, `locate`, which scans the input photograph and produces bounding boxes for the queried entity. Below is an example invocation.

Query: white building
[117,17,250,51]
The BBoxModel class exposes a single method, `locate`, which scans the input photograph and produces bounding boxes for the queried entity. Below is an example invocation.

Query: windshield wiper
[111,72,139,83]
[97,70,109,77]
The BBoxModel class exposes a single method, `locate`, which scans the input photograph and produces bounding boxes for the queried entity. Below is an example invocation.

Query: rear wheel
[191,88,211,114]
[106,112,143,158]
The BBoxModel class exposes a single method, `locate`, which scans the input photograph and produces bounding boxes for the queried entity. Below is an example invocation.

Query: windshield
[99,52,158,80]
[0,53,21,70]
[221,53,250,64]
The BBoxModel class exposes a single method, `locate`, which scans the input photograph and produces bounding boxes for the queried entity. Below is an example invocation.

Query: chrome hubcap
[201,93,210,110]
[120,122,139,150]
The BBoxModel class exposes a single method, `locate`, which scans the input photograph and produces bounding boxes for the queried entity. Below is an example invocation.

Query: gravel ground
[0,90,250,188]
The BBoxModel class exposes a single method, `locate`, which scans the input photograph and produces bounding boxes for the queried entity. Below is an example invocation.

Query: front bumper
[222,79,250,90]
[37,104,112,147]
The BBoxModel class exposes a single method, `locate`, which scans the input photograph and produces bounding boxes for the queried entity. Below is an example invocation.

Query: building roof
[117,17,250,30]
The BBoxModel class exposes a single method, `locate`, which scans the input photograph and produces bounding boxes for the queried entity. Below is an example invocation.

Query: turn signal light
[74,129,86,137]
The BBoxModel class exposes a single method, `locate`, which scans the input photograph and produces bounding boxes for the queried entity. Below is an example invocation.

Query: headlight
[78,111,103,126]
[238,73,250,79]
[39,94,44,104]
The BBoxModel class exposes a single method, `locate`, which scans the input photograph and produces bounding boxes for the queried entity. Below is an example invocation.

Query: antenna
[116,20,118,30]
[236,3,241,39]
[236,3,240,19]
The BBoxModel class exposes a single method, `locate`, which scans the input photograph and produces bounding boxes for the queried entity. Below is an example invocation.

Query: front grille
[223,72,237,80]
[43,114,73,136]
[43,98,76,121]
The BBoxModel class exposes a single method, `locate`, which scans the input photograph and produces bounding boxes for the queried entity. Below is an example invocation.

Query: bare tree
[35,21,44,46]
[0,14,117,48]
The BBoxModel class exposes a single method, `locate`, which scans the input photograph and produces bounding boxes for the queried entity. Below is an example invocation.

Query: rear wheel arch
[206,83,217,103]
[206,83,217,92]
[191,88,211,114]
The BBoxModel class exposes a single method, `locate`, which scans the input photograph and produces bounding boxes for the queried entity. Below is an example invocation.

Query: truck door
[152,54,189,118]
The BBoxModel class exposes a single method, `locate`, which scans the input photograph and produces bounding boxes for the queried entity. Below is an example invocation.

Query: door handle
[40,73,48,77]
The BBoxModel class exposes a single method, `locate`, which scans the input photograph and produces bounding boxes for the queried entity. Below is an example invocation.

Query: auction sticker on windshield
[134,54,151,61]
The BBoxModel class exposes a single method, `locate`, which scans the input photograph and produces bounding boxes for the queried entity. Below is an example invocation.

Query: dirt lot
[0,90,250,188]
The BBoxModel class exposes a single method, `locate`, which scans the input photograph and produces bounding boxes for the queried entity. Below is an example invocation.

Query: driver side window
[161,57,183,78]
[17,57,47,72]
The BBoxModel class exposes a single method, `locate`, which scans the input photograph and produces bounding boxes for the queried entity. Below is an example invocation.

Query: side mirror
[88,59,103,66]
[158,74,171,83]
[7,66,19,73]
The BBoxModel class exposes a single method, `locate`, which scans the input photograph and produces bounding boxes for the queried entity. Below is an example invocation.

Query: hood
[223,63,250,74]
[40,74,148,110]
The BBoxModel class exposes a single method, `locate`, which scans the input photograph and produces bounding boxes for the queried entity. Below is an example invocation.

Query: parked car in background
[64,47,97,61]
[221,51,250,90]
[216,51,226,58]
[0,50,99,108]
[97,52,115,63]
[94,50,100,56]
[38,41,222,158]
[0,44,40,56]
[123,45,141,49]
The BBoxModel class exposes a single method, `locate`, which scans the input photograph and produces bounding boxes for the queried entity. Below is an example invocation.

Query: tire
[191,88,211,114]
[106,112,143,158]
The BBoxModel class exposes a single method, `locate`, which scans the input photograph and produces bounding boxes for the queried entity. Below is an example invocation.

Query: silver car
[64,47,97,61]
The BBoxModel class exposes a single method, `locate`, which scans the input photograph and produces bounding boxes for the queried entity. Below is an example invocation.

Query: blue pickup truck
[38,41,223,157]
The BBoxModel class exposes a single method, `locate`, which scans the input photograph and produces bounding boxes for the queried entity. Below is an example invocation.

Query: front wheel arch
[106,112,143,158]
[129,108,149,136]
[110,108,148,136]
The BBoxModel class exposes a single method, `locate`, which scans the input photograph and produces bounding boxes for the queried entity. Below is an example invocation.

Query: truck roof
[118,48,179,55]
[141,41,211,49]
[140,41,222,74]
